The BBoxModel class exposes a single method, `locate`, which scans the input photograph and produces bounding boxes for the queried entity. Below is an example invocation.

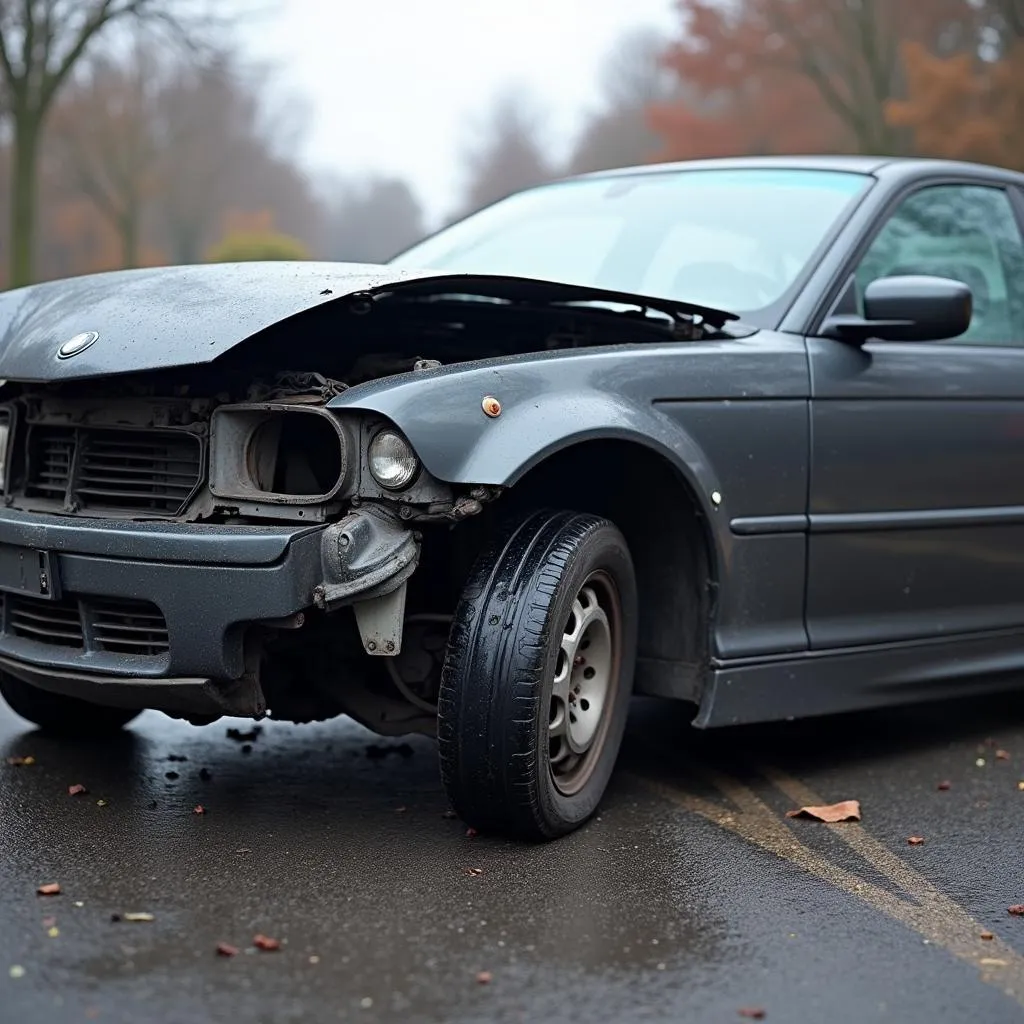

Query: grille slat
[24,426,202,515]
[8,595,84,647]
[92,598,170,656]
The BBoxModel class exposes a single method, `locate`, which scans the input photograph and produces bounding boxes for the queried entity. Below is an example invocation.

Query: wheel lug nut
[574,655,586,666]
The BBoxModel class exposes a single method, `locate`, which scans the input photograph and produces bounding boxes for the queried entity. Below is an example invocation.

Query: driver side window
[855,184,1024,346]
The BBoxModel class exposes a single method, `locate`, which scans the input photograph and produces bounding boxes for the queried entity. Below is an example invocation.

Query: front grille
[24,425,203,515]
[8,593,84,647]
[24,426,74,499]
[1,592,168,657]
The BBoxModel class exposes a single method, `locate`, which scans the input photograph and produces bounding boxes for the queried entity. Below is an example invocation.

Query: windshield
[390,168,872,319]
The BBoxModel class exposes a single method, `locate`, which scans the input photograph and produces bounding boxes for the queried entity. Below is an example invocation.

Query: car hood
[0,261,738,382]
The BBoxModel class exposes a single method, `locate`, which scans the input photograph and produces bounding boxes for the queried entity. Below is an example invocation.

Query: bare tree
[568,27,678,175]
[0,0,230,285]
[47,43,162,268]
[324,174,425,264]
[456,90,554,218]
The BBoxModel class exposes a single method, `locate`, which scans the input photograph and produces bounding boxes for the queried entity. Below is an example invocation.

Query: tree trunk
[10,115,40,288]
[121,204,139,269]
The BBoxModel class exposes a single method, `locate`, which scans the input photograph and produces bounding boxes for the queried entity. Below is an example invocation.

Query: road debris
[96,799,107,807]
[1008,905,1024,916]
[193,805,206,815]
[226,726,262,743]
[465,867,483,876]
[67,784,88,796]
[738,1008,766,1020]
[199,768,213,782]
[167,754,188,762]
[47,926,59,937]
[476,970,492,984]
[9,965,25,979]
[253,934,281,951]
[466,827,479,837]
[907,836,925,845]
[6,755,34,766]
[165,771,180,780]
[365,742,413,760]
[37,883,61,896]
[216,942,239,957]
[785,800,861,822]
[980,931,995,940]
[996,750,1011,761]
[937,780,952,790]
[976,758,986,768]
[442,809,458,819]
[112,913,155,923]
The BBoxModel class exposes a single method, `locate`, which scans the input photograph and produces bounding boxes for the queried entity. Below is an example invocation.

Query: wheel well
[492,440,714,700]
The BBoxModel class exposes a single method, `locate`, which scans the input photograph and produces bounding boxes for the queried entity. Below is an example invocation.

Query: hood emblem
[57,331,99,360]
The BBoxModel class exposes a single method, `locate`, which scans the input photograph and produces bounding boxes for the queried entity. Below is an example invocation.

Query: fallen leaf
[67,784,88,796]
[37,883,61,896]
[309,955,320,964]
[937,780,952,791]
[9,965,25,979]
[122,913,155,923]
[395,806,407,813]
[996,750,1011,761]
[193,805,206,815]
[96,799,107,807]
[907,836,925,845]
[1008,905,1024,916]
[738,1009,766,1020]
[466,827,479,838]
[253,934,280,951]
[1018,781,1024,791]
[980,958,1008,967]
[476,970,492,984]
[6,755,34,766]
[216,942,239,957]
[785,800,861,823]
[976,758,986,768]
[465,867,483,877]
[42,916,56,928]
[47,926,59,937]
[980,931,995,940]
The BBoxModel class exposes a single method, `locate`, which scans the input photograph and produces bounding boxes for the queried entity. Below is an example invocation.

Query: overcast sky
[241,0,678,224]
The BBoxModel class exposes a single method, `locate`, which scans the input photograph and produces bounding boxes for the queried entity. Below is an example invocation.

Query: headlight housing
[368,429,420,490]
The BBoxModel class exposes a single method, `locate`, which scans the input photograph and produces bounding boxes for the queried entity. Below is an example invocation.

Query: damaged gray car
[2,154,1024,840]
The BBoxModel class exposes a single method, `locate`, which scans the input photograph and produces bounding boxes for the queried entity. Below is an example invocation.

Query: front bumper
[0,506,417,690]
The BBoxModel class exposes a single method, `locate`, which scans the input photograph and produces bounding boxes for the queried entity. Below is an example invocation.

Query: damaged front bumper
[0,506,418,716]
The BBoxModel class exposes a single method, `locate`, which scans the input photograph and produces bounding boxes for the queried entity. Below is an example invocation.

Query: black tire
[0,672,140,736]
[438,509,637,840]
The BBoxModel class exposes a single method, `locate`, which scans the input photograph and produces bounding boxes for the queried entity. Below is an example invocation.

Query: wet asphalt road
[2,692,1024,1024]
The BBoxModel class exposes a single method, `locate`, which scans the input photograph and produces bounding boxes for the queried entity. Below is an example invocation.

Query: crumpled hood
[0,260,736,382]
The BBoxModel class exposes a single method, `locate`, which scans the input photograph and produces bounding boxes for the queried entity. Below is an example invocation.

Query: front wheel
[438,510,637,840]
[0,672,140,736]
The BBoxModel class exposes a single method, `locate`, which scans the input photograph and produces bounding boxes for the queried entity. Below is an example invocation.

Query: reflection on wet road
[2,691,1024,1023]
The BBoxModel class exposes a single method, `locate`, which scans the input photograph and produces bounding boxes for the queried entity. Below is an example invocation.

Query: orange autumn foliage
[651,0,980,161]
[886,41,1024,169]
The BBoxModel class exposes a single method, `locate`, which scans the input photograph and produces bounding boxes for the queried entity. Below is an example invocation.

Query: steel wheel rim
[548,569,622,796]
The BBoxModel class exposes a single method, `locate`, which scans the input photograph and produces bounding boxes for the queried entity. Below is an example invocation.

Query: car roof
[566,154,1024,187]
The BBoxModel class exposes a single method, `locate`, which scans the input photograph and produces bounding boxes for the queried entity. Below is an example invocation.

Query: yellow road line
[632,764,1024,1006]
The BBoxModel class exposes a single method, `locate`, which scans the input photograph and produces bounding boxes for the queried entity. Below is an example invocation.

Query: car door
[806,180,1024,650]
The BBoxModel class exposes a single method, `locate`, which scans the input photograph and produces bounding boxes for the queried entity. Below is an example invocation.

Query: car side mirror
[820,275,973,344]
